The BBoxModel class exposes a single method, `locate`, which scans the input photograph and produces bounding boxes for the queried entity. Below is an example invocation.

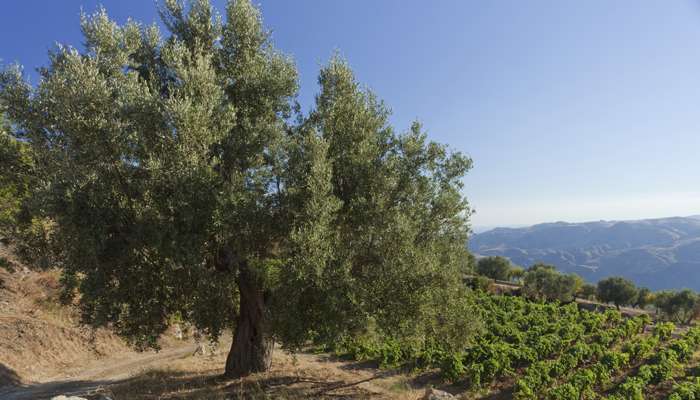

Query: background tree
[653,290,673,319]
[466,275,493,292]
[654,289,698,324]
[0,0,476,375]
[476,256,512,281]
[634,287,653,309]
[597,277,638,309]
[672,290,698,324]
[522,263,580,303]
[577,283,598,301]
[509,266,525,283]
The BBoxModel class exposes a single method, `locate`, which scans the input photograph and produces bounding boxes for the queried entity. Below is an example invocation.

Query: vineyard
[334,291,700,399]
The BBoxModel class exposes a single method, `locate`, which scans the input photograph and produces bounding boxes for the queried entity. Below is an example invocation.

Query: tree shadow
[315,353,466,397]
[315,353,382,371]
[0,363,21,388]
[0,366,380,400]
[0,377,118,400]
[142,369,382,399]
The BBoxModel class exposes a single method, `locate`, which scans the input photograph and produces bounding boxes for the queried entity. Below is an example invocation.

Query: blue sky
[2,1,700,228]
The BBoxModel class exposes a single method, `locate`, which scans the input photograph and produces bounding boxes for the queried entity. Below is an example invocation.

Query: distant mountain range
[469,216,700,290]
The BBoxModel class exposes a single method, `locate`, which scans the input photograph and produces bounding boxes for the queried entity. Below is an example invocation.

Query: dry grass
[0,245,136,385]
[85,346,428,400]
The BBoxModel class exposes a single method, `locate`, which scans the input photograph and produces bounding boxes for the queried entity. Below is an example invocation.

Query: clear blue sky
[3,1,700,228]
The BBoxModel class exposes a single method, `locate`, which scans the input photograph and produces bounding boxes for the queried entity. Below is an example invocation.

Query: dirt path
[0,345,419,400]
[0,344,197,400]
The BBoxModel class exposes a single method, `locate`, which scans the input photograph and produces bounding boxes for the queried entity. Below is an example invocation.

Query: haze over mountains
[469,215,700,290]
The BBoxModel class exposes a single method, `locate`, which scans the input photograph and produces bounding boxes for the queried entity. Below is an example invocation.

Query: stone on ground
[422,387,456,399]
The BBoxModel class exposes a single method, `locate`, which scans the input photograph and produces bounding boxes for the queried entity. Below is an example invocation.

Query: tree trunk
[224,263,273,377]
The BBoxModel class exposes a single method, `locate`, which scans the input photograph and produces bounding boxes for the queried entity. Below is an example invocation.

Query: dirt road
[0,344,196,400]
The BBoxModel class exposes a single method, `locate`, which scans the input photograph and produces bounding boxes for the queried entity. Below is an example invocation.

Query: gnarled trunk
[224,263,273,376]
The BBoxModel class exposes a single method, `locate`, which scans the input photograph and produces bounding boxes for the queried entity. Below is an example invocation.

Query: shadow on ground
[318,353,470,398]
[0,367,381,400]
[0,377,115,400]
[0,363,21,388]
[110,368,381,399]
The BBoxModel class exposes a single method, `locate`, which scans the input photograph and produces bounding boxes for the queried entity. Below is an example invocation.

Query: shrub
[476,256,512,281]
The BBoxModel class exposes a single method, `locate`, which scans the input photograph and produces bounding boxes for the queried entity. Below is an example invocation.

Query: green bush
[653,322,675,340]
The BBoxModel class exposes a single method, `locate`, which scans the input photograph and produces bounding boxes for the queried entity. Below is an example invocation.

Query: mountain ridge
[469,215,700,290]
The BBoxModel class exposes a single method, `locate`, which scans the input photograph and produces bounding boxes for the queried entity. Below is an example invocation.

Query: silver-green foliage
[0,0,475,359]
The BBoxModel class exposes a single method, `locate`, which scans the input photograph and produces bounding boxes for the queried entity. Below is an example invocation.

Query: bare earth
[0,344,196,400]
[0,341,426,400]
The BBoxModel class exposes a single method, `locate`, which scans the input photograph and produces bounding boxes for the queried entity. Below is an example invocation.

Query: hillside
[470,215,700,290]
[0,244,186,389]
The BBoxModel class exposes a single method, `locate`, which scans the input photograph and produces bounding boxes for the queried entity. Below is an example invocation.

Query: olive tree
[597,276,639,310]
[522,263,581,303]
[0,113,55,267]
[0,0,475,376]
[654,289,698,324]
[0,114,26,240]
[634,287,653,309]
[509,266,526,283]
[476,256,512,281]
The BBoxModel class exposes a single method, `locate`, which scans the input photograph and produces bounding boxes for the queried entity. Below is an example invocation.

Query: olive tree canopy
[0,0,475,375]
[522,263,582,303]
[597,276,639,310]
[476,256,512,281]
